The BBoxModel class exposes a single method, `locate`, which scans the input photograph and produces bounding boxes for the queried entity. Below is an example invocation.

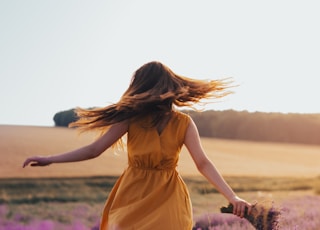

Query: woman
[23,61,252,230]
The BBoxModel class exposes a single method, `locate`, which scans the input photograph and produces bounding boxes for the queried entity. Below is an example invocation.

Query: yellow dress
[100,111,193,230]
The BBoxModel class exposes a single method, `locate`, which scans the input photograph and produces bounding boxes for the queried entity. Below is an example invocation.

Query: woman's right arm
[23,121,128,167]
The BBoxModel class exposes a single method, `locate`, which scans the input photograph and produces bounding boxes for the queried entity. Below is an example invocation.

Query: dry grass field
[1,124,320,178]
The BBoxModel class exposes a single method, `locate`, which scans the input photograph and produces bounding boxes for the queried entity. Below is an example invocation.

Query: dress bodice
[127,110,190,170]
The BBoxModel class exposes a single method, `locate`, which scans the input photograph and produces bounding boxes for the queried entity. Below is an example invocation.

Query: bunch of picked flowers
[220,200,281,230]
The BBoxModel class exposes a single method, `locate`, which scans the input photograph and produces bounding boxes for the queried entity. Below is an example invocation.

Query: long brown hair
[70,61,232,131]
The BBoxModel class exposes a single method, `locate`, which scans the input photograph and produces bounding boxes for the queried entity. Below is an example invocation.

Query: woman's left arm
[23,121,128,167]
[184,118,252,217]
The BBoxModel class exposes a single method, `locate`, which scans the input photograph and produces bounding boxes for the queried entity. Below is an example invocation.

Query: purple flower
[220,201,280,230]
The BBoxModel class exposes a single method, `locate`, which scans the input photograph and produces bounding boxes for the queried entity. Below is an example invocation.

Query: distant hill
[54,108,320,145]
[187,110,320,145]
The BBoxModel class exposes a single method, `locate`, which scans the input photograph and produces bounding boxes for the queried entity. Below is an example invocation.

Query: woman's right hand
[23,156,52,168]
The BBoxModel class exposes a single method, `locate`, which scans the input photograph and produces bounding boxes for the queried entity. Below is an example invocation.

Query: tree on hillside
[53,109,78,127]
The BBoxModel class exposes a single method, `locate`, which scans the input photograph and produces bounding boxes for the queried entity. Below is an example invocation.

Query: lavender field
[0,203,101,230]
[1,176,320,230]
[1,195,320,229]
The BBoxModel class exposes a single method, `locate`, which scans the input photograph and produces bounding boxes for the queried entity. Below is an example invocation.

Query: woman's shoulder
[172,110,191,123]
[173,109,189,116]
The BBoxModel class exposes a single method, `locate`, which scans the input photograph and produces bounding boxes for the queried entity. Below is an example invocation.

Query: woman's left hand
[229,196,252,218]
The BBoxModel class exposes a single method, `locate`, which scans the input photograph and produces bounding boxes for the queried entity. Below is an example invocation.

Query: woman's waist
[128,163,177,171]
[128,155,178,171]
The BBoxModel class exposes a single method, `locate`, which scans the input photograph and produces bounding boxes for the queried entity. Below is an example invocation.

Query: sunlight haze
[1,0,319,126]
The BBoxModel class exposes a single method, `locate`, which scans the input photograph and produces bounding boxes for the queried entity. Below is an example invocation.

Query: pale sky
[1,0,319,126]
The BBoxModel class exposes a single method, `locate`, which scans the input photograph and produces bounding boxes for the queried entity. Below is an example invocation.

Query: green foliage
[184,176,317,195]
[53,109,78,127]
[0,176,118,204]
[1,176,318,205]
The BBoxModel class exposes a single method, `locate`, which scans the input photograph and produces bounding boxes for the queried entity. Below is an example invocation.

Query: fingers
[22,156,45,167]
[232,201,252,218]
[247,202,254,215]
[23,159,36,168]
[22,158,32,168]
[229,196,254,218]
[233,203,245,218]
